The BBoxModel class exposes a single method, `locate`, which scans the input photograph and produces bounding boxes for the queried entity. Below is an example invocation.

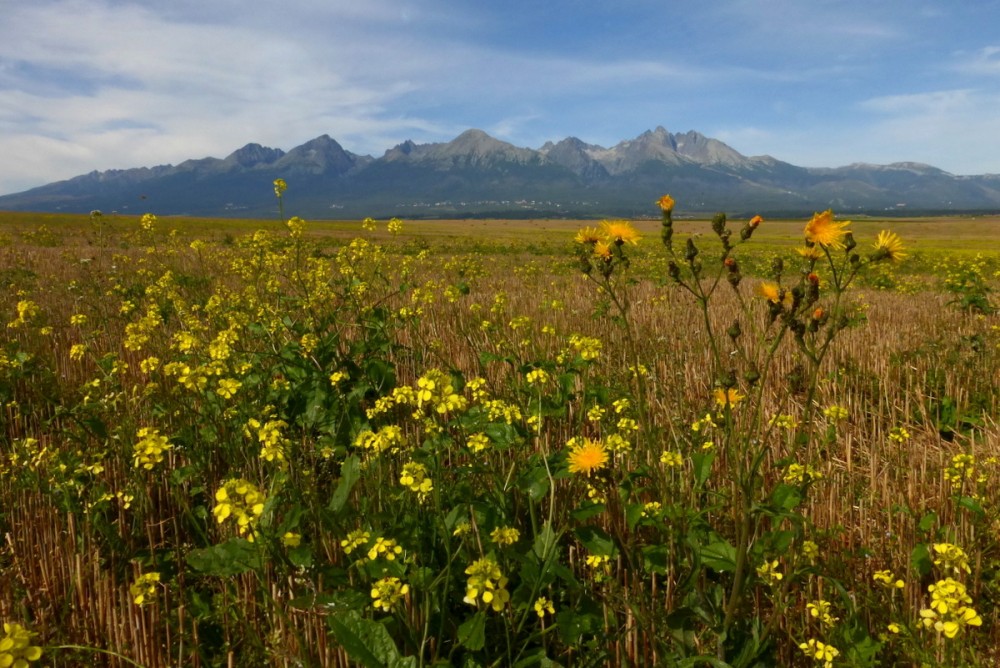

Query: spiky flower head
[657,194,675,213]
[600,220,641,245]
[872,230,907,262]
[804,210,851,249]
[574,226,602,245]
[566,438,609,476]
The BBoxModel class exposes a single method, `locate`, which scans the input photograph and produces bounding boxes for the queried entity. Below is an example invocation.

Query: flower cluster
[371,577,409,613]
[919,578,982,638]
[399,461,433,499]
[799,638,839,668]
[464,558,510,612]
[932,542,971,575]
[0,622,43,666]
[212,478,267,539]
[133,427,172,470]
[130,572,161,606]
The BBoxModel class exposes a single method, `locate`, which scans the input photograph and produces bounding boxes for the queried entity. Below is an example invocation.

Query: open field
[1,203,999,667]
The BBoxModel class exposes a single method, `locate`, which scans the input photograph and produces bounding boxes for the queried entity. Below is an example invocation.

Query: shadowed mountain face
[4,127,1000,218]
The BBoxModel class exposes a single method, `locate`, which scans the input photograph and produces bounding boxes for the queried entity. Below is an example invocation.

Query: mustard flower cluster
[756,560,783,586]
[130,572,161,606]
[212,478,267,539]
[367,537,403,562]
[783,462,824,485]
[354,425,405,455]
[371,577,409,613]
[133,427,172,470]
[490,526,520,546]
[807,600,838,627]
[534,597,555,619]
[464,558,510,612]
[399,461,433,499]
[919,578,982,638]
[7,300,40,329]
[943,453,983,491]
[872,569,905,589]
[932,542,971,575]
[0,622,43,666]
[799,639,839,668]
[340,529,371,555]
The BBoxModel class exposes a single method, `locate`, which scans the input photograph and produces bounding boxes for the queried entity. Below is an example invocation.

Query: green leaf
[458,611,486,651]
[700,540,737,573]
[186,538,261,577]
[918,511,937,533]
[574,525,615,556]
[329,455,361,514]
[532,521,557,561]
[517,464,550,502]
[769,484,802,512]
[910,543,932,577]
[956,496,985,518]
[327,611,406,668]
[692,450,716,487]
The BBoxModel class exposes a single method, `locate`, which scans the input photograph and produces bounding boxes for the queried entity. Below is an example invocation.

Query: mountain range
[4,127,1000,218]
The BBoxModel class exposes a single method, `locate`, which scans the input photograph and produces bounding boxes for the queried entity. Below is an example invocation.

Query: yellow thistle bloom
[593,240,613,260]
[574,227,602,244]
[795,245,824,260]
[804,209,851,249]
[872,230,907,262]
[566,438,609,476]
[755,281,782,303]
[713,387,744,408]
[657,194,675,213]
[600,219,641,245]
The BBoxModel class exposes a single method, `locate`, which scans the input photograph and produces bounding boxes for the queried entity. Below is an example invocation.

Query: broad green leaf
[329,455,361,514]
[458,611,486,651]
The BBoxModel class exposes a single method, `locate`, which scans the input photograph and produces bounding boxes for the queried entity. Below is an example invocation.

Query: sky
[4,0,1000,195]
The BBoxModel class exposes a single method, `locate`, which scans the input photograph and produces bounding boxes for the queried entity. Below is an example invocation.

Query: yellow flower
[371,577,409,613]
[130,572,161,606]
[273,178,287,197]
[713,387,744,408]
[593,240,613,260]
[0,622,43,665]
[872,230,907,262]
[600,220,641,245]
[490,526,520,546]
[657,194,675,213]
[755,281,782,303]
[574,227,602,244]
[804,209,851,249]
[795,245,824,260]
[566,438,609,476]
[282,532,302,548]
[534,596,555,618]
[799,639,839,668]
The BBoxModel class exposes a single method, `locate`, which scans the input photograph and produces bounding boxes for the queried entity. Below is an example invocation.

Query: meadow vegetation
[0,186,998,667]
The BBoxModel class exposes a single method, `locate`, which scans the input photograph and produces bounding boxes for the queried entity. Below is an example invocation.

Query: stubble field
[0,201,998,667]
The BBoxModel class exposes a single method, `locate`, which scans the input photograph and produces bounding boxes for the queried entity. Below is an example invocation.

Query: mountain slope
[3,128,1000,218]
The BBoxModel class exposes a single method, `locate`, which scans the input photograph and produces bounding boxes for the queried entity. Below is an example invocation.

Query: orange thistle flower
[657,194,675,213]
[600,220,641,245]
[804,210,851,249]
[574,227,602,245]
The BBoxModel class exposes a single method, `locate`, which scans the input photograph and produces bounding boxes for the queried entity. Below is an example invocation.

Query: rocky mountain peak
[224,143,285,168]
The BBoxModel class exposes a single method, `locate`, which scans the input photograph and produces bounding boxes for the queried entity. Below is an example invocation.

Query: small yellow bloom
[657,194,675,213]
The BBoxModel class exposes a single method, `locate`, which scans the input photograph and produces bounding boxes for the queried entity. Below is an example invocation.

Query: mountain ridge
[3,128,1000,218]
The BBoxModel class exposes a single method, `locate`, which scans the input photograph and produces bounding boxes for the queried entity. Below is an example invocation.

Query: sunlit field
[1,190,998,667]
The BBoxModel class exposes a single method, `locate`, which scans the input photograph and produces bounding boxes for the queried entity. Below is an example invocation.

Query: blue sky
[4,0,1000,195]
